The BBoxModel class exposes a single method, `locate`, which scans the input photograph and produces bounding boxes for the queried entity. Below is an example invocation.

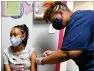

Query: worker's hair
[13,24,29,47]
[43,1,70,23]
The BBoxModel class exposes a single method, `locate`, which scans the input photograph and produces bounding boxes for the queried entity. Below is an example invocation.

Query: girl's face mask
[10,36,22,47]
[52,18,66,30]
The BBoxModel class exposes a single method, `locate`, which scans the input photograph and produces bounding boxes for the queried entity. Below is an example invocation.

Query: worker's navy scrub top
[61,10,94,71]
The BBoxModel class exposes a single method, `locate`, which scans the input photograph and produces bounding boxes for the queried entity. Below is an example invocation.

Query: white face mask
[10,36,22,47]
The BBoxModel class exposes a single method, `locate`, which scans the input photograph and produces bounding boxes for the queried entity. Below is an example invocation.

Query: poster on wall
[10,4,24,19]
[34,1,54,19]
[11,1,33,19]
[21,1,33,15]
[5,1,20,16]
[1,1,8,17]
[1,1,33,19]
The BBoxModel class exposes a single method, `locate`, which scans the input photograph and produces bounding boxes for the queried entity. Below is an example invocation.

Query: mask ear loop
[22,32,26,40]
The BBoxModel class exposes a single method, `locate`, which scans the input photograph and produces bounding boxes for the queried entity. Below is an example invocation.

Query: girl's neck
[10,44,24,54]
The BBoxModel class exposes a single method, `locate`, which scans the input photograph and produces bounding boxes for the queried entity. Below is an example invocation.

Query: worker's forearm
[42,50,70,64]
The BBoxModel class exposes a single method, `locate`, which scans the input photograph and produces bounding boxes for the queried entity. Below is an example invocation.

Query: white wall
[73,1,94,11]
[1,12,59,71]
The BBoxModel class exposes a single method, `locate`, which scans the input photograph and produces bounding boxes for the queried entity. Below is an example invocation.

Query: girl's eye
[11,33,18,37]
[14,34,16,36]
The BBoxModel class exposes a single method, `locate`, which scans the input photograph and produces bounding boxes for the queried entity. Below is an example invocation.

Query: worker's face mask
[10,36,22,47]
[52,18,65,30]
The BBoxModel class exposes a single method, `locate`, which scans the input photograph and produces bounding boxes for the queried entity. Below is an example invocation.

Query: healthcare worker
[36,1,94,71]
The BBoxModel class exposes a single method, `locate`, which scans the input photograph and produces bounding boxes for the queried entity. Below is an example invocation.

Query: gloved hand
[36,57,44,65]
[43,50,55,57]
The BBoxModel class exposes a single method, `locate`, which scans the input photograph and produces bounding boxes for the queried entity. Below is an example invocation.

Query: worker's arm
[36,50,83,64]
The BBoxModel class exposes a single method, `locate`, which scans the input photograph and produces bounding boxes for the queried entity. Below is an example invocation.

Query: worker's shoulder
[75,10,94,16]
[73,10,94,21]
[75,10,94,13]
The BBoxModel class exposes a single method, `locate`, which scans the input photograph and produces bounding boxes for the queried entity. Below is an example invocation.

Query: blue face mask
[10,36,22,47]
[52,18,65,30]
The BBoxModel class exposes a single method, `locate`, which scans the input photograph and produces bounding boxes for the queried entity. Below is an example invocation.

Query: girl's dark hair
[13,24,29,47]
[43,1,70,23]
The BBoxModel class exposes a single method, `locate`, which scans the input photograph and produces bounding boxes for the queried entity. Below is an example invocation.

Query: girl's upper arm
[4,64,11,71]
[3,52,9,64]
[3,52,11,71]
[30,49,37,71]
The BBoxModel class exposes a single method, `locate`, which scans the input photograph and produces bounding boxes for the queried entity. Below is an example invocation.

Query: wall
[73,1,94,11]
